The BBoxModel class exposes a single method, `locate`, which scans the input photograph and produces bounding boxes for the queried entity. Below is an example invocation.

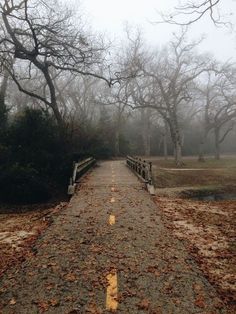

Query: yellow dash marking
[110,197,115,203]
[109,215,116,225]
[106,272,118,311]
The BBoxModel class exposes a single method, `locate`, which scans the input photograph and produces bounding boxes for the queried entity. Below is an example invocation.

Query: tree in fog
[53,74,100,131]
[0,66,9,128]
[127,76,155,156]
[95,80,132,156]
[142,30,210,165]
[0,0,111,136]
[197,67,236,160]
[94,27,146,156]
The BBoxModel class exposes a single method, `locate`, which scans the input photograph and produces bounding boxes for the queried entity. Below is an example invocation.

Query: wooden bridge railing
[68,157,96,195]
[126,156,153,185]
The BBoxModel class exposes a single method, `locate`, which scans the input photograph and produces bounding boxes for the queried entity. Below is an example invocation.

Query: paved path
[0,161,225,313]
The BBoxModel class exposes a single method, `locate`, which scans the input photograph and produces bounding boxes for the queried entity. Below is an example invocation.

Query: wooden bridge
[0,159,224,313]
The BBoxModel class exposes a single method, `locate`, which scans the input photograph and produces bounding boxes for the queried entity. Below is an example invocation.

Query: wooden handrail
[126,156,153,185]
[68,157,96,195]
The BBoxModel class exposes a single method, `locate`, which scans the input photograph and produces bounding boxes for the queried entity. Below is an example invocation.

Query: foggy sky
[76,0,236,62]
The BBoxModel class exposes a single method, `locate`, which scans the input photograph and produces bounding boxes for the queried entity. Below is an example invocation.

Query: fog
[81,0,236,62]
[0,0,236,168]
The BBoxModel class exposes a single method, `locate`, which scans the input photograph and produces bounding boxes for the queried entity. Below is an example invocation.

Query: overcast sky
[76,0,236,62]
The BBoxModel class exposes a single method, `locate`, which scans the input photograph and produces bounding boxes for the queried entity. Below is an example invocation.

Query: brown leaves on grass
[64,272,77,282]
[36,300,50,312]
[85,302,102,314]
[0,202,67,278]
[9,298,17,305]
[136,298,150,310]
[156,196,236,311]
[34,298,60,313]
[194,296,206,309]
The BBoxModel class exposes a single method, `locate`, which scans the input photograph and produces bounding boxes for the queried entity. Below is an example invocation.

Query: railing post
[68,157,96,196]
[148,162,152,185]
[126,156,155,195]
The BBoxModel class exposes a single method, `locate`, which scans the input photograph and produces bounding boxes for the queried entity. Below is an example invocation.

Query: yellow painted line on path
[109,215,116,225]
[106,272,118,311]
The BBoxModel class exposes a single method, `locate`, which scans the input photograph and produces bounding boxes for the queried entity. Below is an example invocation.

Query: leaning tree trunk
[44,69,67,140]
[214,128,220,160]
[52,102,66,134]
[0,70,10,128]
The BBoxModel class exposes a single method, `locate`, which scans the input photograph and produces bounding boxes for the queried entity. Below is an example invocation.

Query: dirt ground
[154,195,236,313]
[148,156,236,313]
[0,202,68,278]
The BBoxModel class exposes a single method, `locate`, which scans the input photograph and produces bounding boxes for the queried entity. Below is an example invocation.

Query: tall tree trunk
[145,130,151,156]
[43,67,66,139]
[141,109,151,156]
[198,122,209,162]
[114,110,122,157]
[0,70,9,129]
[198,141,205,162]
[174,140,183,166]
[168,117,183,166]
[114,129,120,157]
[214,128,220,160]
[198,133,207,162]
[163,121,168,160]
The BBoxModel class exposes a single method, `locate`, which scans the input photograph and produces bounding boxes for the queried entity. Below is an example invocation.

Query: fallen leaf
[137,298,150,310]
[50,298,59,306]
[65,272,77,282]
[37,301,49,312]
[195,296,206,308]
[9,298,17,305]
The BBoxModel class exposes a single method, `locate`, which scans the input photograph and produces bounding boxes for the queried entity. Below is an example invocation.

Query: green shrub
[0,164,51,204]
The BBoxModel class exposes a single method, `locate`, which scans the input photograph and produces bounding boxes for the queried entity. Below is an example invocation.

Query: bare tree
[95,79,133,156]
[142,30,210,165]
[157,0,233,27]
[0,0,113,136]
[197,67,236,160]
[127,76,155,156]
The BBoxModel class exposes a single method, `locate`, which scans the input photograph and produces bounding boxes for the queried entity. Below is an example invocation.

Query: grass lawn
[147,156,236,189]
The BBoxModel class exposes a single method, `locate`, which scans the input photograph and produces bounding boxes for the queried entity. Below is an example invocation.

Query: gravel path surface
[0,161,226,313]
